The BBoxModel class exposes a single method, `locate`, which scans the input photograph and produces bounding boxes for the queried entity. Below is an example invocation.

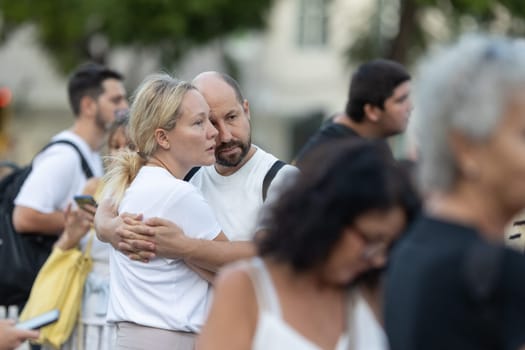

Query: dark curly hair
[257,138,420,272]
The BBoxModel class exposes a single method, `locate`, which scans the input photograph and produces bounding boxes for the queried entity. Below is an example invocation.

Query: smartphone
[74,195,98,209]
[16,309,60,330]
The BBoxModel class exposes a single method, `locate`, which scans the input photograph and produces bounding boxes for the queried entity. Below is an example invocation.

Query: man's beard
[215,138,251,167]
[95,109,112,131]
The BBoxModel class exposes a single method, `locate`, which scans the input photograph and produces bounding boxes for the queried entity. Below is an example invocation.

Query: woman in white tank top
[197,139,421,350]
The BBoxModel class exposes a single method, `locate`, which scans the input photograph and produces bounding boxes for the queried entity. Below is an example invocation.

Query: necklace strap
[147,156,178,178]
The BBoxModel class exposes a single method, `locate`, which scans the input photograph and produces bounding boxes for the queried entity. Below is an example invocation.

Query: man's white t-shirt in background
[15,130,108,329]
[14,130,103,213]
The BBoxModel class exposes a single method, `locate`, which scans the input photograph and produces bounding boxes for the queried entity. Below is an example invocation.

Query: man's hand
[94,198,119,243]
[93,199,140,245]
[119,217,192,262]
[116,214,154,262]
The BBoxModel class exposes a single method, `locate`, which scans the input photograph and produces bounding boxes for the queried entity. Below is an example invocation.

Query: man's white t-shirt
[15,130,103,213]
[190,145,298,241]
[107,166,221,332]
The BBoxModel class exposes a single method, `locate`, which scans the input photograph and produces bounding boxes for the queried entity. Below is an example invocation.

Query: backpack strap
[184,160,286,201]
[262,160,286,202]
[39,140,94,179]
[0,161,20,172]
[183,166,201,182]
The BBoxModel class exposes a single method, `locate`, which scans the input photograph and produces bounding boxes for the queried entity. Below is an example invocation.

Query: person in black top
[385,34,525,350]
[294,59,412,168]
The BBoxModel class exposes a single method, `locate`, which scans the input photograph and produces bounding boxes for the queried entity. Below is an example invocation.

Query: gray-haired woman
[386,34,525,350]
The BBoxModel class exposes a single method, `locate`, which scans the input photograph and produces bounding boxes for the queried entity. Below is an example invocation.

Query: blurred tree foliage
[348,0,525,65]
[0,0,272,72]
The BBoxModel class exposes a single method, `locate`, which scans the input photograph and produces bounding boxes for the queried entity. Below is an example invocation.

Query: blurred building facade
[0,0,375,163]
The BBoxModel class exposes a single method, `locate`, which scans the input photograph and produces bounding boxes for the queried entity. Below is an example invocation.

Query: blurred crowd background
[1,0,525,164]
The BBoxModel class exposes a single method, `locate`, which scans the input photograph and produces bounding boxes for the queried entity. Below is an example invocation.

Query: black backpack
[0,140,94,307]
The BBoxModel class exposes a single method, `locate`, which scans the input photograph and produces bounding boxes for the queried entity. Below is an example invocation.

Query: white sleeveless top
[245,258,350,350]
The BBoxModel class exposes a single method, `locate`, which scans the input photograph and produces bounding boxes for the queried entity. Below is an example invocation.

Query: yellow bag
[19,234,94,349]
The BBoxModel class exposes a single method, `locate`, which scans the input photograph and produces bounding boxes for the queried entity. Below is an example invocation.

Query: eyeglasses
[352,227,389,260]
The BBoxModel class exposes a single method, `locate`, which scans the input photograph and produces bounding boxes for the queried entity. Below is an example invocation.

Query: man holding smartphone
[9,64,127,350]
[13,63,127,237]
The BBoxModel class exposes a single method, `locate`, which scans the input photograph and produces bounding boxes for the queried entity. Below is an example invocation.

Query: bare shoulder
[212,260,259,318]
[197,260,258,350]
[215,259,257,298]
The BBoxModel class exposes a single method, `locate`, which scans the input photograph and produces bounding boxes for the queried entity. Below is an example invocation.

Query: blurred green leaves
[0,0,272,72]
[348,0,525,65]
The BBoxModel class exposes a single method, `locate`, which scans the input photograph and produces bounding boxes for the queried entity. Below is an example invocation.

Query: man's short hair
[218,72,244,104]
[345,59,410,122]
[68,63,123,116]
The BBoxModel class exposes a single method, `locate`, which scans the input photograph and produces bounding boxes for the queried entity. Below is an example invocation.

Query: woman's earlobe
[154,129,171,150]
[159,138,170,150]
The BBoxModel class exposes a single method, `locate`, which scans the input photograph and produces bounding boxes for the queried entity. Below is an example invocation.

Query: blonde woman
[102,74,226,349]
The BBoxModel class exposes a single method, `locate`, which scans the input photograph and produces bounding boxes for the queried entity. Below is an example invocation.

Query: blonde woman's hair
[102,73,196,206]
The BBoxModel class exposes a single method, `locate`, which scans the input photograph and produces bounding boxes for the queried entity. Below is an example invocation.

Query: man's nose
[207,120,218,139]
[216,123,232,143]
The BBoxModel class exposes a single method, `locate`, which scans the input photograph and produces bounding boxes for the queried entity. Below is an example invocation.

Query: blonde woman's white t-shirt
[107,166,221,332]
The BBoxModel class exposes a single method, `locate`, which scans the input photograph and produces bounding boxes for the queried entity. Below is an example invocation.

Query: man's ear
[364,103,381,123]
[243,99,251,120]
[154,128,170,150]
[79,95,97,117]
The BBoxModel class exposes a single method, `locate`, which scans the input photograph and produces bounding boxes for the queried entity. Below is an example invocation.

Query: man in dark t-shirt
[294,59,412,168]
